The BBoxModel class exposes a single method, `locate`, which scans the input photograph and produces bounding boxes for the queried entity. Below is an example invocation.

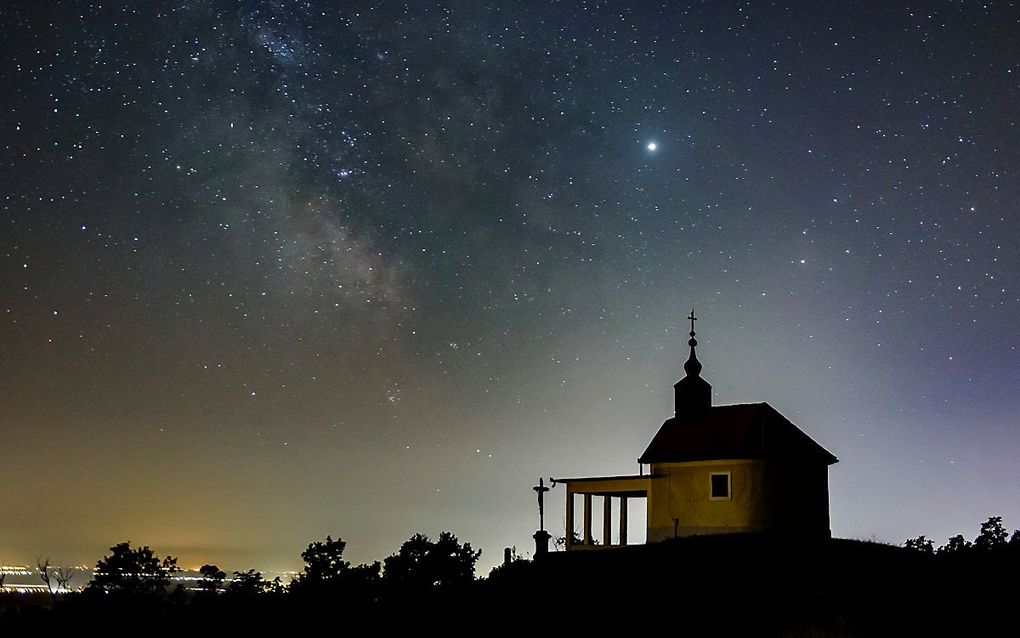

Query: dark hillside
[479,534,1016,635]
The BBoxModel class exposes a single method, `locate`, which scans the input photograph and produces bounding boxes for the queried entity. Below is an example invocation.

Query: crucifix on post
[533,477,550,531]
[532,477,552,558]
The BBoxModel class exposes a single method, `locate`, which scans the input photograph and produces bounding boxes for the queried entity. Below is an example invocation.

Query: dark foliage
[85,542,179,597]
[485,546,531,581]
[197,564,226,593]
[225,570,272,596]
[381,531,480,599]
[974,516,1009,553]
[289,535,382,607]
[912,516,1020,561]
[299,535,349,581]
[903,535,934,555]
[940,533,972,556]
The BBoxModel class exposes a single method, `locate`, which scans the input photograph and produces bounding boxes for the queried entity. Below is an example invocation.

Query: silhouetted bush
[904,535,934,555]
[85,541,179,597]
[225,569,273,597]
[381,531,480,601]
[289,535,382,608]
[974,516,1009,553]
[197,564,226,594]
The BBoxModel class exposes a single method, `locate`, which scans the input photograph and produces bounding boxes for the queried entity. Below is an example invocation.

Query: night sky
[2,1,1019,574]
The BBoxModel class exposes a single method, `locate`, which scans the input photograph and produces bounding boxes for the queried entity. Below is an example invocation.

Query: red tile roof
[638,403,838,465]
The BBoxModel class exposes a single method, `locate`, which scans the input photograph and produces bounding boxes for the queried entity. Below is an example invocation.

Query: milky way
[2,2,1018,572]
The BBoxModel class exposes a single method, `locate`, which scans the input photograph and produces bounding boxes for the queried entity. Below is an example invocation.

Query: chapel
[549,312,838,550]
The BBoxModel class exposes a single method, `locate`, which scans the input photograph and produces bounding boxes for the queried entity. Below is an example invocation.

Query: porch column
[603,496,612,546]
[620,496,628,546]
[582,493,592,545]
[565,489,574,549]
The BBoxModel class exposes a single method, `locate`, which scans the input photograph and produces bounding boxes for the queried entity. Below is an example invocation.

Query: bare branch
[37,558,52,591]
[38,557,59,603]
[55,566,76,591]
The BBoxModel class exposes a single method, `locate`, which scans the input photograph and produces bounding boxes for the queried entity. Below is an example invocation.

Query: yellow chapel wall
[646,459,830,542]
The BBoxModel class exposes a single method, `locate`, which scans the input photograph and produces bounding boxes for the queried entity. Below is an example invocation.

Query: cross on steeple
[685,309,700,361]
[675,307,711,413]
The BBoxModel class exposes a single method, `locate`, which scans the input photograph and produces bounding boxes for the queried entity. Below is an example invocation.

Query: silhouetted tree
[86,541,179,596]
[267,576,286,595]
[382,531,480,597]
[938,534,972,557]
[37,559,74,604]
[904,536,934,555]
[290,535,381,604]
[38,558,57,603]
[346,562,382,589]
[975,516,1009,553]
[299,535,349,583]
[198,564,226,593]
[1010,529,1020,548]
[54,566,75,594]
[226,569,270,596]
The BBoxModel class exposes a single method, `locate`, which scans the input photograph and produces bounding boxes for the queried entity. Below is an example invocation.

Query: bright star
[646,141,658,151]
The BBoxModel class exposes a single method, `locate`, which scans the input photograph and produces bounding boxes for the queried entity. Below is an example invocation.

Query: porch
[551,474,653,550]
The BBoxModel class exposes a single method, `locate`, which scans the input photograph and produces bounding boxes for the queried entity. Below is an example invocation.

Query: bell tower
[674,309,712,415]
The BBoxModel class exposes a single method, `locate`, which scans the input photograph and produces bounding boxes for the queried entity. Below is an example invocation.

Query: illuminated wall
[647,459,830,542]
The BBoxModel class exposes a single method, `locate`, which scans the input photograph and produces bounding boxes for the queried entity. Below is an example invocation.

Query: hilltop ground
[2,534,1016,635]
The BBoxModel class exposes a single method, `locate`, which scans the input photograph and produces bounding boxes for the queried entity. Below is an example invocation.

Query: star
[646,141,658,152]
